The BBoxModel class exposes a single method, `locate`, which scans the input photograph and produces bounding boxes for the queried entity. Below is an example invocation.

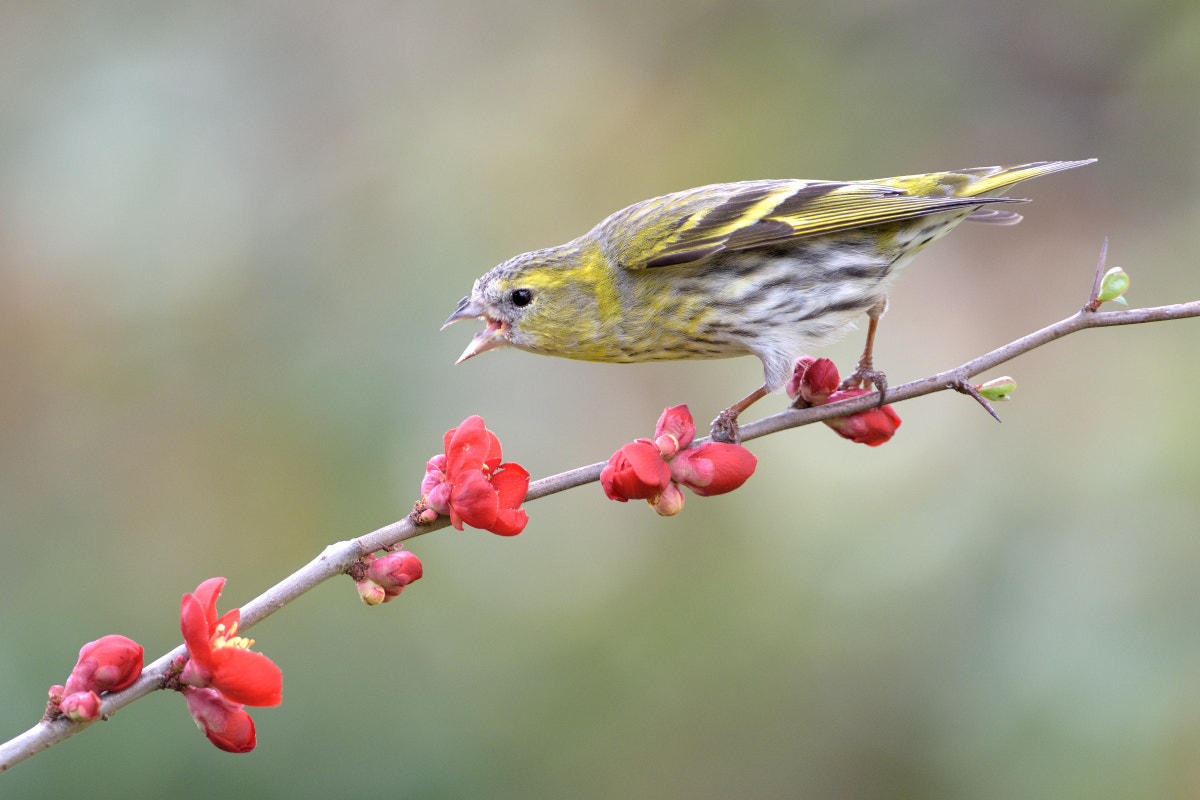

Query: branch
[3,288,1198,772]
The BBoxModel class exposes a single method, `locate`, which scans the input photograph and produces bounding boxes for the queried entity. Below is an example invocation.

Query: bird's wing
[607,179,1026,270]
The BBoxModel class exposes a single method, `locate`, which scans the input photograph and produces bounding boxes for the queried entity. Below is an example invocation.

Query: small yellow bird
[445,160,1094,441]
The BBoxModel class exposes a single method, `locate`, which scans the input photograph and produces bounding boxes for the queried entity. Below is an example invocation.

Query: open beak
[442,297,509,364]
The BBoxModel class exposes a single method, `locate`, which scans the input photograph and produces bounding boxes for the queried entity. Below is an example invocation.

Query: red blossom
[602,406,757,513]
[823,389,903,446]
[600,439,673,501]
[184,687,257,754]
[420,416,530,536]
[669,442,758,497]
[179,578,282,707]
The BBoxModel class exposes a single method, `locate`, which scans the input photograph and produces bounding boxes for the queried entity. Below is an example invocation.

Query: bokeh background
[3,1,1200,797]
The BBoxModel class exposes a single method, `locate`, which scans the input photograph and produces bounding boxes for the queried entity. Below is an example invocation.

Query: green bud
[976,376,1016,401]
[1096,266,1129,304]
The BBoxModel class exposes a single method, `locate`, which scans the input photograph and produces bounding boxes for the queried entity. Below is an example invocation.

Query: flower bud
[653,405,696,457]
[650,483,686,516]
[823,389,902,446]
[356,578,388,606]
[62,634,143,697]
[787,357,840,405]
[60,690,102,722]
[366,550,424,601]
[785,356,817,402]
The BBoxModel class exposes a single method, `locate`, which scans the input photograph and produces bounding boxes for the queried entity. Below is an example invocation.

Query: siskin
[445,160,1095,441]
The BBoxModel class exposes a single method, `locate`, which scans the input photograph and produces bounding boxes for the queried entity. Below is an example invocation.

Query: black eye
[510,288,533,307]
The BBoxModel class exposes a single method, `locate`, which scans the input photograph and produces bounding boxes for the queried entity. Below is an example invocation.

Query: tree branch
[3,293,1198,773]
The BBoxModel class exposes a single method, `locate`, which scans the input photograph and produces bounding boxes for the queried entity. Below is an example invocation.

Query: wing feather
[605,159,1094,270]
[611,180,1022,270]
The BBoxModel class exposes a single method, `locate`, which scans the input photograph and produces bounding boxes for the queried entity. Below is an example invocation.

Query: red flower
[602,406,757,514]
[669,443,758,497]
[786,357,903,446]
[823,389,902,446]
[180,578,282,707]
[421,416,530,536]
[184,687,257,754]
[601,440,672,501]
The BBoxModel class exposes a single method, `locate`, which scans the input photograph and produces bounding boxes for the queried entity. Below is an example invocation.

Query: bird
[444,159,1095,442]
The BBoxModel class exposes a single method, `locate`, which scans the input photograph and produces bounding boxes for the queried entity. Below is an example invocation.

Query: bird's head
[443,245,594,364]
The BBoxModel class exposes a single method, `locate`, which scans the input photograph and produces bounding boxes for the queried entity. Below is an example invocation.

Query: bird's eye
[510,288,533,307]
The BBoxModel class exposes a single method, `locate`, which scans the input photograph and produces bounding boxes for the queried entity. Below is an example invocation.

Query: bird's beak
[442,297,509,364]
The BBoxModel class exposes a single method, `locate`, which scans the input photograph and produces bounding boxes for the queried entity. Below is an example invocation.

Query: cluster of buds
[419,416,529,535]
[601,405,757,515]
[49,634,144,722]
[786,358,902,446]
[355,550,424,605]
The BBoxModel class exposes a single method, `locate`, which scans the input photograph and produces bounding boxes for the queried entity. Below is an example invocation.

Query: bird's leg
[840,296,889,403]
[710,385,768,444]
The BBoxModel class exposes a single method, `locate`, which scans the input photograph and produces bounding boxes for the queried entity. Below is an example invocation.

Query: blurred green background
[3,1,1200,797]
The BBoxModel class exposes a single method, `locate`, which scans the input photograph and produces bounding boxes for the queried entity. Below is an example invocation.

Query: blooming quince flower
[420,416,530,536]
[179,577,282,707]
[183,687,258,754]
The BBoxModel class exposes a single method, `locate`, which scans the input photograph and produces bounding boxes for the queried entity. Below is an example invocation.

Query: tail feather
[954,159,1097,198]
[871,159,1096,200]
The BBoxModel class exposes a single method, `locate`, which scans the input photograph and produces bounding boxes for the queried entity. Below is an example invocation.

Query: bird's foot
[709,408,742,444]
[840,366,889,406]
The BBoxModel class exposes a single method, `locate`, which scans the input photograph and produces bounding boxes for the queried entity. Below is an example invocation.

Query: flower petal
[184,687,257,754]
[445,415,491,475]
[449,469,500,530]
[671,443,758,496]
[209,648,283,707]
